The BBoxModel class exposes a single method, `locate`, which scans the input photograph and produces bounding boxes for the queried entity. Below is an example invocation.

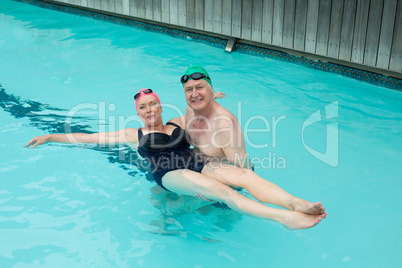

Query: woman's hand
[214,91,226,99]
[24,135,51,149]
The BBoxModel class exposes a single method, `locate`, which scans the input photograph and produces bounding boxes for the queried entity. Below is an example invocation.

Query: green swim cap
[182,65,212,87]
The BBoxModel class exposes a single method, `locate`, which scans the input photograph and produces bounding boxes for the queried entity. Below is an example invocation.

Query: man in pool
[170,65,252,182]
[160,67,326,220]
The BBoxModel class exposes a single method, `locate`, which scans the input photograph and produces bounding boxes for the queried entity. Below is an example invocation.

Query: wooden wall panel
[231,0,242,37]
[108,0,116,12]
[315,0,331,56]
[161,0,170,23]
[153,0,162,21]
[389,0,402,72]
[136,0,145,18]
[363,0,383,66]
[222,0,232,35]
[145,0,153,19]
[251,0,263,42]
[327,0,343,58]
[204,0,214,32]
[241,0,253,39]
[129,0,137,17]
[272,0,284,46]
[261,0,273,44]
[194,0,204,30]
[123,0,129,15]
[305,0,319,54]
[293,0,307,51]
[339,0,357,61]
[283,0,295,49]
[376,0,397,69]
[100,0,107,11]
[212,0,223,34]
[115,0,123,14]
[169,0,178,25]
[93,0,101,9]
[186,0,195,28]
[178,0,187,26]
[351,0,370,64]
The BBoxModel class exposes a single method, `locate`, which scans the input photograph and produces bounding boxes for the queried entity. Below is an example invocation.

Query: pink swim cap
[134,88,161,111]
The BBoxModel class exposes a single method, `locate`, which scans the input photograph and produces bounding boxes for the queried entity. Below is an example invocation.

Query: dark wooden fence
[48,0,402,73]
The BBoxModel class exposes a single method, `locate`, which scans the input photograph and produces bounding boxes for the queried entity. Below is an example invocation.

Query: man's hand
[214,91,226,99]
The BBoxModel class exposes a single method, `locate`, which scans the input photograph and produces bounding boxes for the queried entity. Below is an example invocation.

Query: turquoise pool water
[1,0,402,267]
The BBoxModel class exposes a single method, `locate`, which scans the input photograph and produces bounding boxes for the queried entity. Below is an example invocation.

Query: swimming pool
[1,0,402,267]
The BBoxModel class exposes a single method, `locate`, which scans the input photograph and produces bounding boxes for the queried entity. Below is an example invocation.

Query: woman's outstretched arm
[24,128,138,149]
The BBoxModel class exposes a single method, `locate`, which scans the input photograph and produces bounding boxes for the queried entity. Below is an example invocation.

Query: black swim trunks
[137,122,205,191]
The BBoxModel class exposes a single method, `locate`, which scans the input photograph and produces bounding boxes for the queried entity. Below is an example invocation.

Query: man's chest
[186,121,224,157]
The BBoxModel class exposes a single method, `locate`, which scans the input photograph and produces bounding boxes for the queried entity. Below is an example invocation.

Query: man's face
[183,79,213,112]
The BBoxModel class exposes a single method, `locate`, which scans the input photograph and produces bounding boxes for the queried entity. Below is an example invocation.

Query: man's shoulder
[213,104,239,127]
[185,105,195,117]
[214,103,238,119]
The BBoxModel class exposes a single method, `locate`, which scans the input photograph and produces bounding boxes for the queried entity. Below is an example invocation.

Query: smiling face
[183,79,214,112]
[136,95,163,127]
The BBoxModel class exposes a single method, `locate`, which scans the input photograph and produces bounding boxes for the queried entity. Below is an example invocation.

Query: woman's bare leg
[162,170,325,229]
[201,163,325,215]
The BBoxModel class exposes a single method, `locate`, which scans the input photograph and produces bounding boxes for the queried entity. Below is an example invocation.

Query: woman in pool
[25,88,326,229]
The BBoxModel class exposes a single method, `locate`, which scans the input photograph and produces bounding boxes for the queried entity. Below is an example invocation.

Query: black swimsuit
[137,122,205,191]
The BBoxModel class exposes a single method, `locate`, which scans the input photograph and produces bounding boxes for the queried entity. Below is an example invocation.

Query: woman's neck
[143,119,164,132]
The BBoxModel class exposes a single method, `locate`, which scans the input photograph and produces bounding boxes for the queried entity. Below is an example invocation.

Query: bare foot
[291,199,325,215]
[280,211,326,229]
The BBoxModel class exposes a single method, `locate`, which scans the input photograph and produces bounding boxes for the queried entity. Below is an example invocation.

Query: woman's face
[136,95,162,126]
